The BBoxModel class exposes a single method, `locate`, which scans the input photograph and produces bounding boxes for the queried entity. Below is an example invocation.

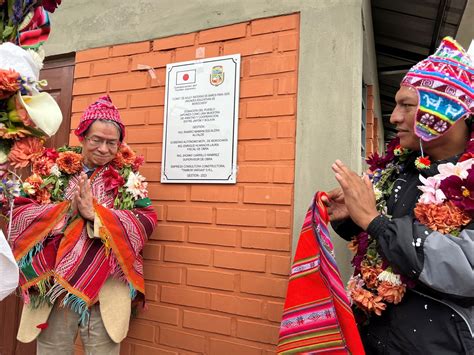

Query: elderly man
[324,37,473,354]
[9,95,157,354]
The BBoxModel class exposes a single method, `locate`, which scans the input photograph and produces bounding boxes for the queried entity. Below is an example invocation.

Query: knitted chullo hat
[401,36,474,142]
[74,95,125,141]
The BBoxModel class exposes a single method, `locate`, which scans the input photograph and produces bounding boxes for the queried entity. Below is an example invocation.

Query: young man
[9,96,157,354]
[325,37,473,354]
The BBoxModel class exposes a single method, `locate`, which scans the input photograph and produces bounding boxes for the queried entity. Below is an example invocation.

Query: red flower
[103,166,125,196]
[132,155,145,172]
[42,148,59,161]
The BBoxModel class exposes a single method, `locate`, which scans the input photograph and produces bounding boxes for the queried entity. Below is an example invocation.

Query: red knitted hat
[74,95,125,141]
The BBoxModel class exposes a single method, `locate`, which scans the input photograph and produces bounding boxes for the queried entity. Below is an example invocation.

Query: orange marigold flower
[118,143,136,165]
[361,264,382,289]
[32,156,54,176]
[0,69,20,99]
[8,137,44,168]
[35,189,51,204]
[56,151,82,174]
[351,288,387,316]
[377,281,406,304]
[25,173,43,188]
[414,201,471,234]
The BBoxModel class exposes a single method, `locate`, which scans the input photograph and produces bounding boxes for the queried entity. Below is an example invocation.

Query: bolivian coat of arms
[210,65,224,86]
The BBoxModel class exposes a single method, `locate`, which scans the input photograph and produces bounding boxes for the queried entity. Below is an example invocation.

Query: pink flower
[418,175,446,204]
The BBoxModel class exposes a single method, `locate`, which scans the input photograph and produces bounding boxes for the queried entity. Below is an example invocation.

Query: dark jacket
[333,155,474,355]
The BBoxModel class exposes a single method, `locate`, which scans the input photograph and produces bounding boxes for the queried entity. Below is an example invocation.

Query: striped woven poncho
[9,162,157,324]
[277,192,364,354]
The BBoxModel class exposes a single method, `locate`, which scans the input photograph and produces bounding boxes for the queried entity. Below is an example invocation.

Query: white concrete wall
[46,0,368,280]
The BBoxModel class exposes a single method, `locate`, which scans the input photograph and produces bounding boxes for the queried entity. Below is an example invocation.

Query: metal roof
[371,0,468,139]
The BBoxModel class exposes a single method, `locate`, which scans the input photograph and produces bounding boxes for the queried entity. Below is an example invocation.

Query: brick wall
[71,14,299,354]
[365,85,380,157]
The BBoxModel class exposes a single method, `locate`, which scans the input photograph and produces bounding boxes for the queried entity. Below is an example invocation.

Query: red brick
[272,165,294,183]
[150,224,185,242]
[249,54,297,76]
[241,274,287,297]
[238,121,272,140]
[237,165,272,182]
[134,344,177,355]
[131,52,173,69]
[71,97,91,113]
[223,35,273,56]
[241,230,290,251]
[243,186,292,205]
[148,185,186,202]
[175,44,220,62]
[142,243,161,260]
[150,68,166,87]
[188,226,237,247]
[92,57,129,76]
[190,185,238,203]
[130,89,165,107]
[199,23,247,44]
[251,14,299,35]
[266,301,284,322]
[111,42,150,57]
[187,268,235,291]
[275,209,292,228]
[164,245,211,265]
[127,321,155,342]
[216,208,267,227]
[146,146,162,163]
[210,338,261,355]
[145,282,159,301]
[237,319,280,344]
[144,264,182,284]
[159,328,206,353]
[270,255,291,276]
[74,63,90,78]
[138,303,179,325]
[161,286,209,309]
[240,78,274,98]
[183,310,232,335]
[277,120,296,138]
[148,107,164,124]
[126,127,163,144]
[214,250,266,272]
[278,76,297,94]
[153,204,164,220]
[76,47,110,62]
[210,294,262,318]
[109,93,128,108]
[246,97,295,117]
[109,72,148,91]
[72,78,108,95]
[278,32,298,52]
[119,109,147,126]
[167,205,213,223]
[244,142,295,161]
[153,33,195,50]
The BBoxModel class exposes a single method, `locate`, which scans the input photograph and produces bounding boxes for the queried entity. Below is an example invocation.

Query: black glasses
[84,136,120,149]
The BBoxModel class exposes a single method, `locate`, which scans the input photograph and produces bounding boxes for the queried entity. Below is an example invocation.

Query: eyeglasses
[84,136,120,149]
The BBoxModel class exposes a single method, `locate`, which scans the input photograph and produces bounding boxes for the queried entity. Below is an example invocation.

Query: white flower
[0,149,7,164]
[22,182,35,195]
[437,159,474,180]
[125,171,148,199]
[374,187,383,201]
[377,269,402,286]
[50,164,61,177]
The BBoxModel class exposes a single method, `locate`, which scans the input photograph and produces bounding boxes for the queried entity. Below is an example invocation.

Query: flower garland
[347,138,411,316]
[348,137,474,316]
[22,143,149,209]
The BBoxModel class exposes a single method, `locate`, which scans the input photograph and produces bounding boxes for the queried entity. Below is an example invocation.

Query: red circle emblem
[183,74,189,81]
